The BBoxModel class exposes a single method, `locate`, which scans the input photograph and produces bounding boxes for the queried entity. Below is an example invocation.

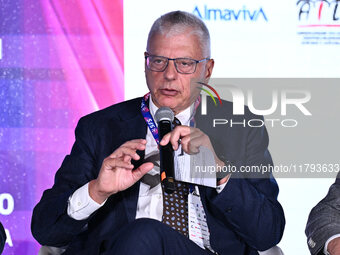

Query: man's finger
[112,139,147,158]
[103,157,134,170]
[180,130,208,154]
[109,147,141,161]
[160,126,191,150]
[159,132,171,146]
[169,126,191,150]
[123,154,132,163]
[120,144,146,154]
[131,162,154,181]
[123,139,147,148]
[181,135,200,154]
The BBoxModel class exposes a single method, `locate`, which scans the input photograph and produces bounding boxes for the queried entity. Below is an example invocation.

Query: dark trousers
[99,218,214,255]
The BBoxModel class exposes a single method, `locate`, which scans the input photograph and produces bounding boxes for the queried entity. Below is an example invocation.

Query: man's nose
[163,60,178,80]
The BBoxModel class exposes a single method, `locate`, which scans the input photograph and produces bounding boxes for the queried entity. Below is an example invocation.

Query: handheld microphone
[155,107,176,193]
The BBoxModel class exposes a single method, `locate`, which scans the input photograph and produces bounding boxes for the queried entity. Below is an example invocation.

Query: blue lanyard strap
[141,93,160,144]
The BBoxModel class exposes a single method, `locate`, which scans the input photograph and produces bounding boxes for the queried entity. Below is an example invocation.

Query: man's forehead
[149,26,197,41]
[147,31,203,55]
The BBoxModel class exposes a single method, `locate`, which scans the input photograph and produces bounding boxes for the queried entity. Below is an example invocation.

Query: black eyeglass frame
[145,53,210,74]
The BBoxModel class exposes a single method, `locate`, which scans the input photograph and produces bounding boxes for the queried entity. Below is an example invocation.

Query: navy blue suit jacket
[31,97,285,255]
[0,222,5,254]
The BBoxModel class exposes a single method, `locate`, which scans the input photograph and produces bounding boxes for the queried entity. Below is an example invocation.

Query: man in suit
[31,11,285,255]
[306,173,340,255]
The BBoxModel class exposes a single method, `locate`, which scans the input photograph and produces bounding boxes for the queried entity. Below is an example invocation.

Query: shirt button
[157,194,161,199]
[77,202,82,207]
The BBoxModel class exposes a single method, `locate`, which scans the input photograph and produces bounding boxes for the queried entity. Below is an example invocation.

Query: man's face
[145,31,214,114]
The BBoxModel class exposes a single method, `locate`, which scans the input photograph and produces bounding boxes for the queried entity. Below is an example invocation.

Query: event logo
[296,0,340,44]
[193,5,268,22]
[0,193,14,247]
[297,0,340,25]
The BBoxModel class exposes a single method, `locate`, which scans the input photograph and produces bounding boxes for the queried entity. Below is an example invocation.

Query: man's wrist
[327,236,340,255]
[89,180,111,204]
[67,183,106,220]
[216,156,232,185]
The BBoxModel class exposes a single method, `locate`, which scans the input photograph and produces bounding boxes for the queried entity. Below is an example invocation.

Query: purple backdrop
[0,0,124,254]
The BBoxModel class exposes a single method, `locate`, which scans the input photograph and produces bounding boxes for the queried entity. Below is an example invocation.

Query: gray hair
[147,11,211,57]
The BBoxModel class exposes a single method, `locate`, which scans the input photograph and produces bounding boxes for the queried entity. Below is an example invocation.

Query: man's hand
[159,126,214,155]
[159,126,229,185]
[328,237,340,255]
[89,139,153,204]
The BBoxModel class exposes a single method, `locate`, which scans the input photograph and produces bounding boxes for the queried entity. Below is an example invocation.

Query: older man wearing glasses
[32,11,285,255]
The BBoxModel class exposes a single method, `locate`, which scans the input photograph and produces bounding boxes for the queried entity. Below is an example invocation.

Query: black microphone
[155,107,176,193]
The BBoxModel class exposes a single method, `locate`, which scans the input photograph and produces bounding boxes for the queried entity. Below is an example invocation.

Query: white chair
[259,246,284,255]
[39,245,284,255]
[38,246,66,255]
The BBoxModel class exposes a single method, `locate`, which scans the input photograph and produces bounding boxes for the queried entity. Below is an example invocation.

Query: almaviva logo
[193,5,268,21]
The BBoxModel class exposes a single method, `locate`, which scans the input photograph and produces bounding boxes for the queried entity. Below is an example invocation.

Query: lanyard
[141,93,160,144]
[140,93,201,145]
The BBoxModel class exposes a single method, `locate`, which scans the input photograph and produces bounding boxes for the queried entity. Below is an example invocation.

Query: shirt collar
[149,95,192,126]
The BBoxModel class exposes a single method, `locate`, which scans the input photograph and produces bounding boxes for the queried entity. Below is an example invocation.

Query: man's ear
[205,59,214,80]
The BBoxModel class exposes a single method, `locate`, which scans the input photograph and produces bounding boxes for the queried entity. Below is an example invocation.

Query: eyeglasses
[145,53,210,74]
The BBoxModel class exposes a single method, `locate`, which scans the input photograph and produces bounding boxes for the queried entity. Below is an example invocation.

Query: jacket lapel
[115,100,148,223]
